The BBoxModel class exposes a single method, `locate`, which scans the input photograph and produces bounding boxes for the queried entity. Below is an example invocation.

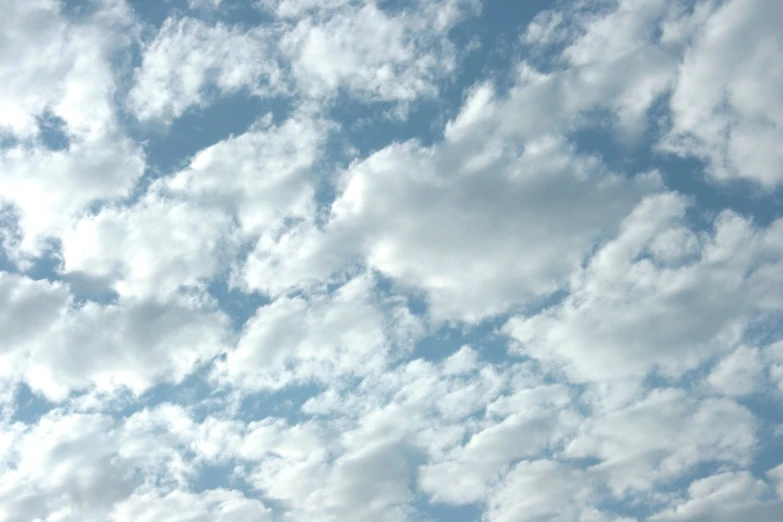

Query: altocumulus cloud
[1,0,783,520]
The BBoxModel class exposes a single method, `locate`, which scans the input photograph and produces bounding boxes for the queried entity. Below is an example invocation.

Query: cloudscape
[1,0,783,520]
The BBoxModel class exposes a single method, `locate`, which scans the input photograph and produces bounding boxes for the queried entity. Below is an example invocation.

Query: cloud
[0,273,230,400]
[158,110,328,236]
[649,471,783,522]
[0,0,133,139]
[60,194,237,300]
[242,85,661,321]
[0,0,144,260]
[0,412,133,522]
[217,273,423,390]
[419,384,580,504]
[112,489,273,522]
[565,388,756,494]
[326,133,656,322]
[661,0,783,187]
[129,17,283,123]
[485,460,616,522]
[706,346,763,397]
[276,0,479,103]
[524,0,783,187]
[3,0,783,520]
[505,193,783,382]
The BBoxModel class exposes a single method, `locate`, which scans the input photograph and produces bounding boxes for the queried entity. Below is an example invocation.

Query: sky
[1,0,783,520]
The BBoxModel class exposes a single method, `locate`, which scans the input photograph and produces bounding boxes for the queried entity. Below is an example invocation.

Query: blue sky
[2,0,783,520]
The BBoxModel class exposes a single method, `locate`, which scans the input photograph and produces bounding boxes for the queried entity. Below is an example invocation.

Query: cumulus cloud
[158,110,327,235]
[649,471,783,522]
[60,194,238,300]
[0,0,144,260]
[0,273,229,400]
[113,489,272,522]
[276,0,478,102]
[662,0,783,187]
[217,273,423,390]
[506,193,783,383]
[239,89,660,321]
[129,17,283,123]
[565,388,756,494]
[2,0,783,520]
[0,412,134,522]
[524,0,783,186]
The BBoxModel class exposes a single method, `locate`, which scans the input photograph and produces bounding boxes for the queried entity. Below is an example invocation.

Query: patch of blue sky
[208,276,271,330]
[9,383,57,425]
[36,112,70,151]
[415,317,511,366]
[237,382,323,423]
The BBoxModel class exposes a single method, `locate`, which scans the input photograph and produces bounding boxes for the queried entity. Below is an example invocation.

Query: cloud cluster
[2,0,783,521]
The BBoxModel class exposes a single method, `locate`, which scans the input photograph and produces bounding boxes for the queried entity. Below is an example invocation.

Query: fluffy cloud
[662,0,783,187]
[112,489,272,522]
[524,0,783,186]
[706,346,764,397]
[158,110,327,236]
[0,0,132,139]
[130,0,480,124]
[60,194,237,300]
[650,471,783,522]
[3,0,783,520]
[217,273,423,390]
[276,0,478,102]
[242,104,660,321]
[328,135,656,322]
[565,388,756,494]
[0,412,133,522]
[485,460,616,522]
[506,193,783,383]
[129,17,283,123]
[0,0,144,260]
[419,384,580,504]
[0,272,229,400]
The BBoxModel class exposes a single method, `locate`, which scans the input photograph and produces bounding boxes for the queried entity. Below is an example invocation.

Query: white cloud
[188,0,223,10]
[0,0,133,140]
[706,346,763,397]
[0,138,145,261]
[159,111,327,236]
[258,0,350,19]
[564,388,756,494]
[506,193,783,382]
[129,17,283,123]
[0,272,230,400]
[419,384,581,504]
[277,0,478,102]
[0,406,268,522]
[217,273,422,390]
[650,471,783,522]
[521,0,783,187]
[485,460,614,522]
[0,0,145,261]
[278,130,658,323]
[112,489,272,522]
[3,1,783,521]
[765,341,783,393]
[662,0,783,187]
[60,193,237,300]
[0,412,134,522]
